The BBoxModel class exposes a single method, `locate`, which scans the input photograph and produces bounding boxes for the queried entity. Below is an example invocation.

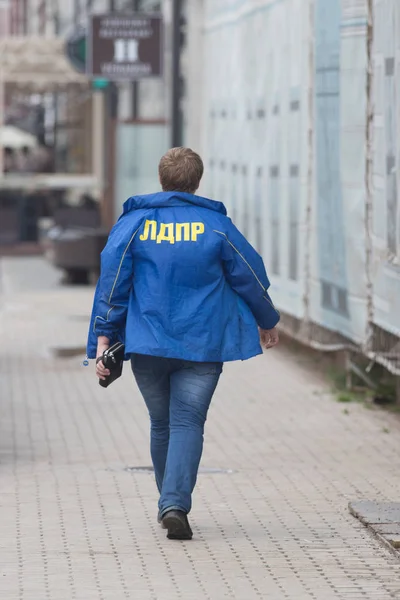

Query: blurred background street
[2,0,400,598]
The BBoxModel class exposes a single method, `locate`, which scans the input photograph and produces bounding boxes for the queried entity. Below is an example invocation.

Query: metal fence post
[171,0,182,147]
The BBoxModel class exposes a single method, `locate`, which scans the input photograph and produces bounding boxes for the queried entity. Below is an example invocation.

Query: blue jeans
[131,354,222,516]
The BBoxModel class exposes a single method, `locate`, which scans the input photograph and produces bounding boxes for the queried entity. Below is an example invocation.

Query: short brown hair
[159,147,204,194]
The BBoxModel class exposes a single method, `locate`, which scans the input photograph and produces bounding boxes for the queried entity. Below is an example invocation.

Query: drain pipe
[364,0,374,353]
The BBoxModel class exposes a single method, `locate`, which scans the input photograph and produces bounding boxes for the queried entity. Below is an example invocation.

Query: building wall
[0,0,10,36]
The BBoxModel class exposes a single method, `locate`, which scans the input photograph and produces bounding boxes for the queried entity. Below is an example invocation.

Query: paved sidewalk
[1,257,400,600]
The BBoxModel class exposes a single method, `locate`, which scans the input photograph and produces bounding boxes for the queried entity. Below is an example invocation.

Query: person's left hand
[260,327,279,350]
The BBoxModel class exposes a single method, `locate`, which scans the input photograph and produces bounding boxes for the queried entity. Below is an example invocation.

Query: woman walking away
[87,147,280,540]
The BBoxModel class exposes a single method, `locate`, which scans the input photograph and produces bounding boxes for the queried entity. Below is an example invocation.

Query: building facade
[1,0,169,189]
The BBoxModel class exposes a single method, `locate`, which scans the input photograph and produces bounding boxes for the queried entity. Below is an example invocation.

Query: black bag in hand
[97,342,125,388]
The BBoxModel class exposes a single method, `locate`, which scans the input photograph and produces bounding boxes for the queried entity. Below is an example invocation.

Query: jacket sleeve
[216,220,280,330]
[87,218,140,354]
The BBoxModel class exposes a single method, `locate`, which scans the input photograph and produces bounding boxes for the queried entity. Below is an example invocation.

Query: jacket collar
[122,191,227,216]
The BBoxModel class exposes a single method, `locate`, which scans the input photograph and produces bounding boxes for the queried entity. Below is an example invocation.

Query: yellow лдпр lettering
[140,220,205,243]
[157,223,175,244]
[140,220,157,241]
[191,222,205,241]
[176,223,191,242]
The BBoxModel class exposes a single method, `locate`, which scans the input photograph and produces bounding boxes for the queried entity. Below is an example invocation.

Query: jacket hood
[122,191,227,216]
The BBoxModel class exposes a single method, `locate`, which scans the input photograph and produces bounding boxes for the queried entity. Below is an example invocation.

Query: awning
[0,36,88,90]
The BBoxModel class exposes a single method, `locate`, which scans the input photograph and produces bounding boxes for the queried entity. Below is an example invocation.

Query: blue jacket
[87,191,280,362]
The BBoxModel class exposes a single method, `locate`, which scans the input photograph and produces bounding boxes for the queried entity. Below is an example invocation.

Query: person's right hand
[96,356,111,381]
[260,327,279,350]
[96,339,110,381]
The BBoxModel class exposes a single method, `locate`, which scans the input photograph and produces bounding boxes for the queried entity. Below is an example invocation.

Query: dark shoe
[161,510,193,540]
